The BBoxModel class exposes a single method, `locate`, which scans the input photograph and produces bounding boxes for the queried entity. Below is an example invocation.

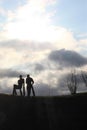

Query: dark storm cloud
[0,69,26,78]
[48,49,87,68]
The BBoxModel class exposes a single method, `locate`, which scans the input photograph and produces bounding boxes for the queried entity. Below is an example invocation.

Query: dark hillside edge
[0,93,87,130]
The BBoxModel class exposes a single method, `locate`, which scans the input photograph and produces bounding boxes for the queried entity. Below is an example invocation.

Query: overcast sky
[0,0,87,96]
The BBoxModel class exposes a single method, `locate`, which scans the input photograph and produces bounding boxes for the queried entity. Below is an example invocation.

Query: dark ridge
[0,93,87,130]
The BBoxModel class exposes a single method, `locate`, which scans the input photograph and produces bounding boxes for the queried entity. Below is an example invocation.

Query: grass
[0,92,87,130]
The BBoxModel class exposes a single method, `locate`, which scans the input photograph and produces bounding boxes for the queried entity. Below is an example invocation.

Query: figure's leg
[13,84,17,95]
[12,85,15,95]
[27,87,29,96]
[23,87,25,96]
[20,89,22,96]
[27,87,31,97]
[32,87,35,96]
[29,88,31,96]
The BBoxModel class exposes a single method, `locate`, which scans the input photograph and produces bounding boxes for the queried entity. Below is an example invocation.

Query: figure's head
[19,75,22,78]
[27,74,30,77]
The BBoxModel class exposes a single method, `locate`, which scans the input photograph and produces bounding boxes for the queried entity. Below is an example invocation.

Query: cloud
[0,0,56,42]
[0,0,86,54]
[0,40,54,51]
[0,46,26,68]
[0,0,81,52]
[48,49,87,68]
[0,69,26,78]
[0,47,86,96]
[27,0,56,8]
[0,7,6,15]
[34,63,45,72]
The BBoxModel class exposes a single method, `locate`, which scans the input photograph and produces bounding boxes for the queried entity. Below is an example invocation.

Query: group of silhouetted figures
[12,74,35,97]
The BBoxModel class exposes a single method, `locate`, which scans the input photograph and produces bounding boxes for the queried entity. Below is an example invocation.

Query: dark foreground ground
[0,93,87,130]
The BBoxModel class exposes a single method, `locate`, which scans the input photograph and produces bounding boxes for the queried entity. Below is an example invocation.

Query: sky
[0,0,87,96]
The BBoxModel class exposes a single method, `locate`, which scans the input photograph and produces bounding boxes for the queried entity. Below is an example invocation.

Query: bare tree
[81,71,87,87]
[67,69,77,95]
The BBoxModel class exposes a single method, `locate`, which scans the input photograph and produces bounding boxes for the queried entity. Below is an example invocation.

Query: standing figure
[26,74,35,97]
[13,75,25,96]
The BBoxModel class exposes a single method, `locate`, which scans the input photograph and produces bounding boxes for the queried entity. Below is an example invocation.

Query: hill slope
[0,93,87,130]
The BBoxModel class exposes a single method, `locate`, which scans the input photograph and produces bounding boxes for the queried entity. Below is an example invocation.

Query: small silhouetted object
[26,74,35,97]
[12,75,25,96]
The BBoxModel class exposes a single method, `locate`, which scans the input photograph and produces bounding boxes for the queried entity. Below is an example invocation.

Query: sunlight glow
[5,0,58,42]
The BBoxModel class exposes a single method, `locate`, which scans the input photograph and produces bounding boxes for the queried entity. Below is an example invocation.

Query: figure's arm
[18,80,19,85]
[32,79,34,85]
[23,79,25,96]
[23,82,25,87]
[23,79,25,87]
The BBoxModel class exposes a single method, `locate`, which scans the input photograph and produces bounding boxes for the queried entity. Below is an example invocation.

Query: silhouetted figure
[13,75,25,96]
[26,74,35,97]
